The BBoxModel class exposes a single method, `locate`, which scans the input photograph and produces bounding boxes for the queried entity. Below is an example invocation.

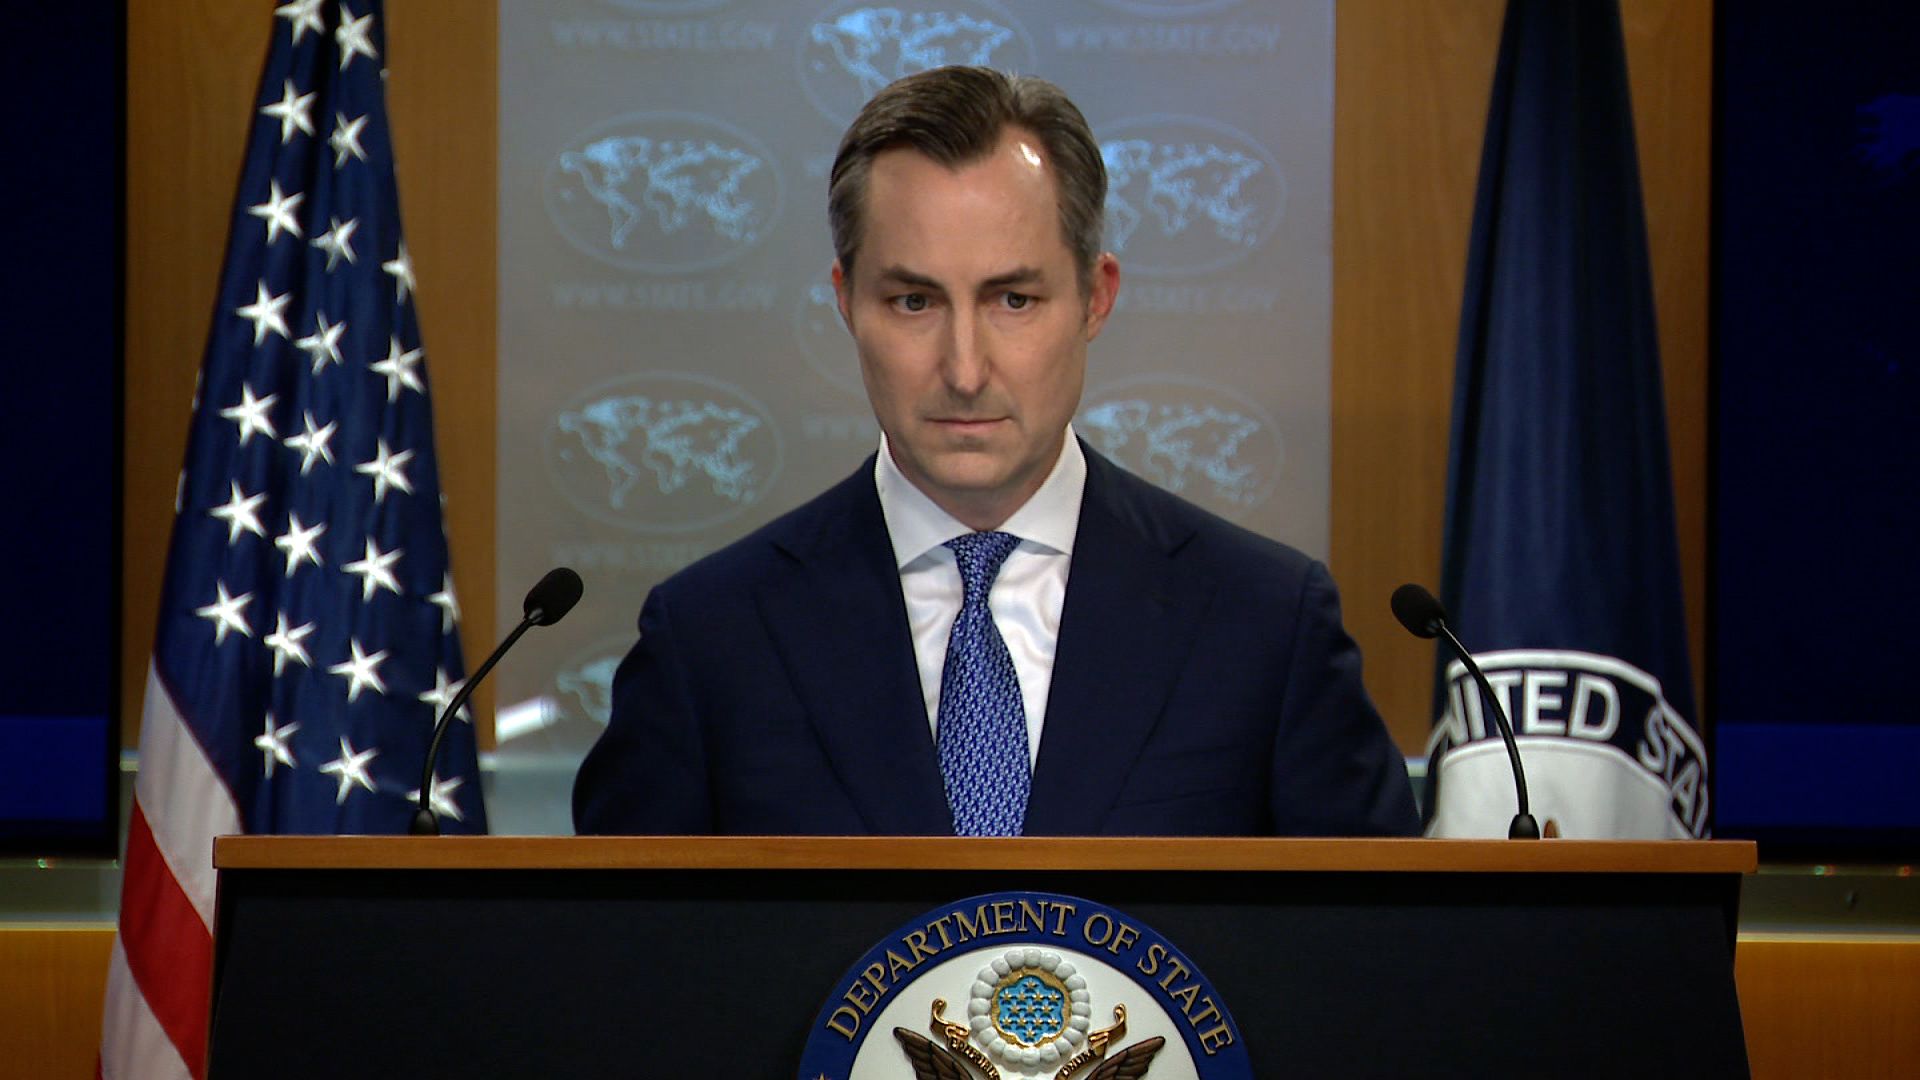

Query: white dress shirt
[874,429,1086,766]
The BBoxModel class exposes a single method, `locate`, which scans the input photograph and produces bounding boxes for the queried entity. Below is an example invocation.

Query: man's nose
[940,307,990,397]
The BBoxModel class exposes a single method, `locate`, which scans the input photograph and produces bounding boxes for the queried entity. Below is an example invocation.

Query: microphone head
[523,567,584,627]
[1390,583,1447,639]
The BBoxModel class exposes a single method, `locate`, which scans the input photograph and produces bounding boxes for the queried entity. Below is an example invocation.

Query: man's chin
[918,458,1010,496]
[893,445,1055,527]
[897,447,1010,492]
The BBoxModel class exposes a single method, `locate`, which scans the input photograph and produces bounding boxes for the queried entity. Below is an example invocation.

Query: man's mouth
[930,417,1005,434]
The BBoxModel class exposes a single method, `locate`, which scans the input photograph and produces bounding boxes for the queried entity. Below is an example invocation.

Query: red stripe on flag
[119,800,212,1080]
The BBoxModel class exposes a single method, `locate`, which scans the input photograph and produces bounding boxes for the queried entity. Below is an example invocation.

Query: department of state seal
[798,891,1252,1080]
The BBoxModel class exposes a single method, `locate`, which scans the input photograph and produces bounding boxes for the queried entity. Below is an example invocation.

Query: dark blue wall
[1713,1,1920,851]
[0,3,124,853]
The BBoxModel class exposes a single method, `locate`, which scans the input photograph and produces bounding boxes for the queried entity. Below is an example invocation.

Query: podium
[209,836,1753,1077]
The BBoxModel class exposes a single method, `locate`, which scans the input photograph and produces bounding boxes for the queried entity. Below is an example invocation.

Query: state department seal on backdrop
[545,111,782,274]
[544,371,784,533]
[797,0,1036,125]
[1099,115,1286,277]
[798,891,1252,1080]
[1077,375,1283,520]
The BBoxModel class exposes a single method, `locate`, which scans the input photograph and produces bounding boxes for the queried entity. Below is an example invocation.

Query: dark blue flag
[1424,0,1706,839]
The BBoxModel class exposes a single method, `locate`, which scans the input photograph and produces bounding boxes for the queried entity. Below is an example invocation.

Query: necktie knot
[945,531,1021,604]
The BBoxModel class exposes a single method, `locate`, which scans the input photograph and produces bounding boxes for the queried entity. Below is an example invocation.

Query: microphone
[409,567,584,835]
[1390,583,1540,840]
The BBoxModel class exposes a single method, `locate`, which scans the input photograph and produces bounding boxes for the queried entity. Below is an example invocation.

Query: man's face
[834,129,1120,531]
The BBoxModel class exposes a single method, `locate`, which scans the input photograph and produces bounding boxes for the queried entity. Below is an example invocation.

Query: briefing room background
[117,1,1711,789]
[2,1,1914,1078]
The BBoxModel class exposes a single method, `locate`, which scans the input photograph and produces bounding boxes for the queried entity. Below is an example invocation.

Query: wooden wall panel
[0,927,115,1078]
[1620,0,1712,719]
[1332,0,1506,750]
[1331,0,1713,752]
[1737,937,1920,1079]
[122,1,498,740]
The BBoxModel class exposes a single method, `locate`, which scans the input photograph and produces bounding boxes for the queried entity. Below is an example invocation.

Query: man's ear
[830,259,853,331]
[1082,253,1121,341]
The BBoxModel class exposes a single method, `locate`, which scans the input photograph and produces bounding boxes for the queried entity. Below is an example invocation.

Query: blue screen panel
[1712,2,1920,854]
[0,3,123,854]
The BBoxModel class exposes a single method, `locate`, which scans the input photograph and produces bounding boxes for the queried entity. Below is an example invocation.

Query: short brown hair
[828,66,1106,290]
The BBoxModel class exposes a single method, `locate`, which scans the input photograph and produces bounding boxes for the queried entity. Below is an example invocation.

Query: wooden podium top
[213,834,1756,874]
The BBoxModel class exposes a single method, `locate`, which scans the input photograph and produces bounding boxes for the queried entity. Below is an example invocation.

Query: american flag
[100,2,486,1076]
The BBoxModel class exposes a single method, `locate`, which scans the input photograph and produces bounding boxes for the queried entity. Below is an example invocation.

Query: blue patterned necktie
[936,530,1031,837]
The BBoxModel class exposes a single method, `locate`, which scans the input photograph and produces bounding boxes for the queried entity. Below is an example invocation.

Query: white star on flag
[293,311,346,373]
[355,438,415,504]
[284,411,337,474]
[371,336,424,402]
[195,581,254,645]
[209,481,268,545]
[247,179,304,244]
[260,78,316,144]
[273,511,327,576]
[219,383,278,445]
[253,713,300,776]
[330,112,369,167]
[312,215,359,270]
[317,734,379,803]
[342,537,403,601]
[236,280,292,345]
[274,0,325,43]
[382,241,415,303]
[417,667,468,723]
[429,573,460,633]
[407,774,467,822]
[336,5,380,70]
[328,639,390,703]
[263,612,317,677]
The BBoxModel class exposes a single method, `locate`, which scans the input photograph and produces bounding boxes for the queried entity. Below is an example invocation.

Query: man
[573,66,1418,837]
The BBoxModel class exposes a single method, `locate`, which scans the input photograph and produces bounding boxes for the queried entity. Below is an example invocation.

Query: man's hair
[828,66,1107,290]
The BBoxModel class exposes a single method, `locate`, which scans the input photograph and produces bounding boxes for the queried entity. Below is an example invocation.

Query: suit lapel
[1026,451,1212,834]
[754,462,954,834]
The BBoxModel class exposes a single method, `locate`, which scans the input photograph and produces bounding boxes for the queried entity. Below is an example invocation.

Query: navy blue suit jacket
[573,446,1419,836]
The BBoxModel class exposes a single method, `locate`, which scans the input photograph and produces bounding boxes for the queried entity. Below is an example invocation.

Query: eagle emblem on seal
[890,947,1165,1079]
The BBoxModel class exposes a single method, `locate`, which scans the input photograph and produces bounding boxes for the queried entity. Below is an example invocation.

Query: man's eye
[1003,292,1032,310]
[895,293,929,313]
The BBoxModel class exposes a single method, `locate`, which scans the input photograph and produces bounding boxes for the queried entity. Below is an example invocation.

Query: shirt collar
[875,425,1086,569]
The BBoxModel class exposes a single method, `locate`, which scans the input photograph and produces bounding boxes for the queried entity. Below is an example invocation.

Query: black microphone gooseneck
[1390,583,1540,840]
[409,567,584,836]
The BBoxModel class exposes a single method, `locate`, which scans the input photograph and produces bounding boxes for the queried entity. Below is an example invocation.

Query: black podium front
[208,836,1752,1078]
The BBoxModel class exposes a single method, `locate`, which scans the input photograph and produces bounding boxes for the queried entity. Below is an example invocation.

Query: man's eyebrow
[980,266,1046,289]
[870,265,1050,291]
[873,265,943,290]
